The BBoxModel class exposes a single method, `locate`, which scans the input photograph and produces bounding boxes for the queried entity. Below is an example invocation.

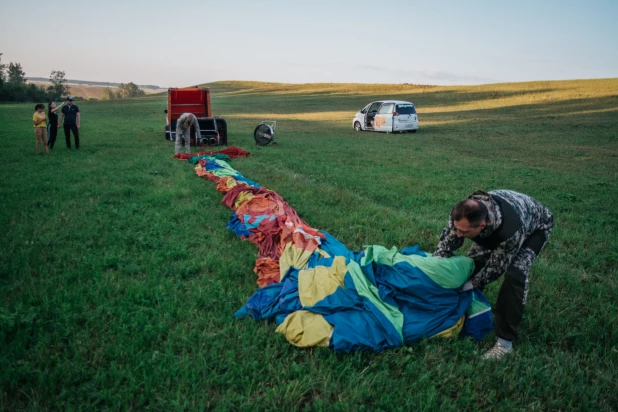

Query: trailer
[164,86,227,146]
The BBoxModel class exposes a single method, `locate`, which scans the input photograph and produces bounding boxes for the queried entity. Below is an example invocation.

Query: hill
[25,77,163,89]
[25,80,166,100]
[65,85,165,100]
[201,78,617,100]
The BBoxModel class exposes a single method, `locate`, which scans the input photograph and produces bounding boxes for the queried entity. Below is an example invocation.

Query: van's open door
[376,103,395,132]
[365,102,382,129]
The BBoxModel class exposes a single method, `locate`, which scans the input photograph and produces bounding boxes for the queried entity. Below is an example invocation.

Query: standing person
[47,101,65,149]
[59,96,80,149]
[175,112,201,155]
[434,190,554,360]
[33,104,49,155]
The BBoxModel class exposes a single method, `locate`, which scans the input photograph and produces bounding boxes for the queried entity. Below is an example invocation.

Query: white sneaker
[481,342,513,360]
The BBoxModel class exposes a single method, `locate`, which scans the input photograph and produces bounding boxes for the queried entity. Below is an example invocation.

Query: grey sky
[1,0,616,87]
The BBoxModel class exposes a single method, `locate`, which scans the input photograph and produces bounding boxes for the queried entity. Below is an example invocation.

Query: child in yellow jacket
[33,104,49,154]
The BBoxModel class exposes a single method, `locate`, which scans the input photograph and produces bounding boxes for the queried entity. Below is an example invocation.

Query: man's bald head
[451,199,488,227]
[450,199,488,238]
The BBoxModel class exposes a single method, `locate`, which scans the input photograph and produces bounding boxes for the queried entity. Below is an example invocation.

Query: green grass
[1,79,617,410]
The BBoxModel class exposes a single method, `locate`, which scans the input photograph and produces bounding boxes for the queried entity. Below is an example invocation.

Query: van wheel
[411,130,417,133]
[354,122,362,131]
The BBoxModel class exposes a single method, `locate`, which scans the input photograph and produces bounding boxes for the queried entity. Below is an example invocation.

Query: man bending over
[175,113,201,155]
[434,190,554,360]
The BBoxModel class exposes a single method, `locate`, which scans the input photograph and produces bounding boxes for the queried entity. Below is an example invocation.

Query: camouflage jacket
[176,113,201,138]
[434,190,554,288]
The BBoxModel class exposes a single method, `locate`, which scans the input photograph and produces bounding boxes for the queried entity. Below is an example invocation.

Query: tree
[101,87,117,100]
[117,82,145,98]
[7,62,26,84]
[47,70,69,100]
[0,53,7,87]
[0,56,56,102]
[25,83,48,101]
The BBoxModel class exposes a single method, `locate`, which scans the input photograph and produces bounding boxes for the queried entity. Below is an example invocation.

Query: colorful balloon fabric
[183,148,493,352]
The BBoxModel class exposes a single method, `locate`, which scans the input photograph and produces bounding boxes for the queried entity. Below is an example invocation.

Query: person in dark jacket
[434,190,554,360]
[59,96,80,149]
[46,101,65,149]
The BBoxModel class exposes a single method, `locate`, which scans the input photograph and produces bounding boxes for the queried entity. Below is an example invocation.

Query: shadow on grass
[419,95,618,122]
[213,88,563,114]
[217,94,618,137]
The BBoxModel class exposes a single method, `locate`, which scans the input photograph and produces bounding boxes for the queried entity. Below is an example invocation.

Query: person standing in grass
[59,96,80,149]
[434,190,554,360]
[33,104,49,155]
[46,101,65,150]
[175,112,201,155]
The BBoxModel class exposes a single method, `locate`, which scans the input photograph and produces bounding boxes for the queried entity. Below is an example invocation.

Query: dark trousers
[64,124,79,149]
[48,124,58,149]
[469,227,553,341]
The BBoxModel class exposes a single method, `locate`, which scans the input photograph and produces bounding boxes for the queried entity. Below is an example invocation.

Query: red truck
[164,86,227,146]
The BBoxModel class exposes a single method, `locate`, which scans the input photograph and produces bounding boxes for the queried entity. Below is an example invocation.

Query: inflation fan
[253,121,277,146]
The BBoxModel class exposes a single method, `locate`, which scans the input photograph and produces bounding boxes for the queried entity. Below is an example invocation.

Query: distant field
[67,85,165,100]
[26,81,166,100]
[1,79,617,410]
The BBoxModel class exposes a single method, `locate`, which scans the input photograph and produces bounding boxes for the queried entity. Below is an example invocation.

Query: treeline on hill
[25,77,160,89]
[0,53,69,103]
[0,52,147,103]
[101,83,146,100]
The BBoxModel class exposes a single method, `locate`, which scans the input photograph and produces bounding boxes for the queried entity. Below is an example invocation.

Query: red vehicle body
[167,86,211,123]
[164,86,227,145]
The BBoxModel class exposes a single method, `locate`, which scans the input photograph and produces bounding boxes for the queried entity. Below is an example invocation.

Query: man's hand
[460,280,474,292]
[77,124,80,129]
[58,124,61,129]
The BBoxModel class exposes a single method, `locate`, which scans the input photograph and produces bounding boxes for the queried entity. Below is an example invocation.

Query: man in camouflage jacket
[434,190,554,359]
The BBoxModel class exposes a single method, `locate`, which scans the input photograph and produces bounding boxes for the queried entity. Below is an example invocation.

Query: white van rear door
[395,103,416,125]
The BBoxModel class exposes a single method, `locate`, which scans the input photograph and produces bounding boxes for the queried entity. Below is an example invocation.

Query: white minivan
[352,100,418,133]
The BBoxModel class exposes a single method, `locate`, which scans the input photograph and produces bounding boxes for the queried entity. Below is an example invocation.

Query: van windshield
[396,104,416,114]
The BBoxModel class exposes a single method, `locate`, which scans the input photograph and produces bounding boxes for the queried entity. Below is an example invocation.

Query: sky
[1,0,617,87]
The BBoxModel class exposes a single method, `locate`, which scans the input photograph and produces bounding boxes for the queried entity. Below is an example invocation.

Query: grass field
[1,78,617,410]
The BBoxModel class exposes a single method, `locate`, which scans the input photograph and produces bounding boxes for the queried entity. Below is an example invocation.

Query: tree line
[0,53,147,103]
[26,77,160,89]
[0,53,69,102]
[101,83,146,100]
